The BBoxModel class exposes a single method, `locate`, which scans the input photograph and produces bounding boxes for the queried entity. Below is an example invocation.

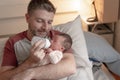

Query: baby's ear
[60,47,65,52]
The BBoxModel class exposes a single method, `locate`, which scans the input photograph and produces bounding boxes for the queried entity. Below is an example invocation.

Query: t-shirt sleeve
[1,39,17,67]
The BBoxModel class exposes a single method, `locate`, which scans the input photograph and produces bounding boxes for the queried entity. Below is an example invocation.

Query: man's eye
[48,21,53,25]
[36,20,43,23]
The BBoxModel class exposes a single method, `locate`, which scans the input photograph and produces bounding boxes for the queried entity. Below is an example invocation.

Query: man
[0,0,76,80]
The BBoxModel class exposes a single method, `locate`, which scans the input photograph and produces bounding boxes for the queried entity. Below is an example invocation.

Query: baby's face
[50,35,65,51]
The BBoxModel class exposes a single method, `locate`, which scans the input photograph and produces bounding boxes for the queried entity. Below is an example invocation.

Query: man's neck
[27,30,33,41]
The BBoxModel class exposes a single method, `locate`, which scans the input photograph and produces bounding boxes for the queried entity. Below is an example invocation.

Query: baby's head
[50,33,72,52]
[31,33,72,52]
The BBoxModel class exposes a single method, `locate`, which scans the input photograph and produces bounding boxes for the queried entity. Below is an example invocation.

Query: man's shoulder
[49,30,61,38]
[50,29,63,35]
[8,30,27,43]
[51,29,61,33]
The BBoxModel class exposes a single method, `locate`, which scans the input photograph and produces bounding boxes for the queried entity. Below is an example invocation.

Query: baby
[31,33,72,65]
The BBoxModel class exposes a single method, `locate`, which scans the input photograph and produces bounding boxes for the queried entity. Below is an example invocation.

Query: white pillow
[53,15,93,80]
[53,15,91,67]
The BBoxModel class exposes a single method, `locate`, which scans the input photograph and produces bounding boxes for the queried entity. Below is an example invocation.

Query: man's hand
[28,40,46,67]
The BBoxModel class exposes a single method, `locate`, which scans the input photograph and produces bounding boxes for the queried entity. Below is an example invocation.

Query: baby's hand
[45,48,53,54]
[48,50,63,64]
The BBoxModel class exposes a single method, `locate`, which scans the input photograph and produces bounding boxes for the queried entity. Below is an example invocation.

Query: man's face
[26,9,54,38]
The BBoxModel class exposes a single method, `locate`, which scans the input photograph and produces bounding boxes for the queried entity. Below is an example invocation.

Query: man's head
[50,33,72,52]
[26,0,56,39]
[27,0,56,15]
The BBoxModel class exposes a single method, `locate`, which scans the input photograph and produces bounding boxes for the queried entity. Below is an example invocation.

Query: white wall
[114,20,120,53]
[0,0,80,37]
[0,0,29,36]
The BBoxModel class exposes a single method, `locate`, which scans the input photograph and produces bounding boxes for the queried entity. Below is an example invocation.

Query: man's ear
[25,13,30,23]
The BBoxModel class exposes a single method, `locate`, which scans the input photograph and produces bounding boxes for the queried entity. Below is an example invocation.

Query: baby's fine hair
[58,33,72,52]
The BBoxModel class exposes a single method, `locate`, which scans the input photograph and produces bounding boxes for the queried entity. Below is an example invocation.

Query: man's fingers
[32,40,45,52]
[34,49,45,60]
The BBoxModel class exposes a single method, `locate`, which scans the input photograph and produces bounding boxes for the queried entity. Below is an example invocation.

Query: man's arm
[0,52,76,80]
[0,48,45,80]
[0,40,76,80]
[27,53,76,80]
[0,56,39,80]
[11,53,76,80]
[34,53,76,80]
[30,41,76,79]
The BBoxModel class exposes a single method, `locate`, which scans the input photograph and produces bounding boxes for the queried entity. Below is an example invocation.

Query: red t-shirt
[1,30,72,67]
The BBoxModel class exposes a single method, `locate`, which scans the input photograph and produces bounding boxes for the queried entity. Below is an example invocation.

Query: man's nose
[42,21,49,30]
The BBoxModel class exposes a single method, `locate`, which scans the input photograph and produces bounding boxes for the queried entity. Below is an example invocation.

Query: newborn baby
[31,33,72,65]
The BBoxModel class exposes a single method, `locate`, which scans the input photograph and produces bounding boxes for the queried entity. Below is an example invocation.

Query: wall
[0,0,80,37]
[114,1,120,53]
[0,0,29,36]
[114,20,120,53]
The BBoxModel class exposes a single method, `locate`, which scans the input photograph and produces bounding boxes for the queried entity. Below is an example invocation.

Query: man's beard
[31,29,49,38]
[35,31,48,38]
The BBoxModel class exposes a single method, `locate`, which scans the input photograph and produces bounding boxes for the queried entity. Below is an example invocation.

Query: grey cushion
[106,60,120,76]
[84,31,120,63]
[84,31,120,76]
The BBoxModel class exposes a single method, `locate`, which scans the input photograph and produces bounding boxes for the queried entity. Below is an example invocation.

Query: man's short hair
[27,0,56,15]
